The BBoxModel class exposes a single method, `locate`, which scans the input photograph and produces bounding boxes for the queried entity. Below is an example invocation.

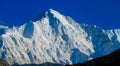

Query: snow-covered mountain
[0,9,120,65]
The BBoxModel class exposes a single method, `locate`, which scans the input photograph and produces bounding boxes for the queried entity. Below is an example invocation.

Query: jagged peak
[31,9,64,22]
[44,9,65,20]
[31,9,72,27]
[47,8,56,13]
[46,9,61,15]
[48,8,55,11]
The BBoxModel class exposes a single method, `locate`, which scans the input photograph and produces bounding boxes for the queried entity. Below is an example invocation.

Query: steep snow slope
[0,9,120,65]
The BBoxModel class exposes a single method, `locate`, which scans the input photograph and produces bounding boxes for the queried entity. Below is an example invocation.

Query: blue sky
[0,0,120,29]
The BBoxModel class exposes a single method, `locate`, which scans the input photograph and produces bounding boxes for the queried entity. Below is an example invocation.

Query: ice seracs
[0,9,120,65]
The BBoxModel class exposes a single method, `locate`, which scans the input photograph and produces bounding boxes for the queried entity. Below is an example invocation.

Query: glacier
[0,9,120,65]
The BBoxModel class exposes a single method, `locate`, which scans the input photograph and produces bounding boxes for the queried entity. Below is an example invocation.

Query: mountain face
[0,9,120,65]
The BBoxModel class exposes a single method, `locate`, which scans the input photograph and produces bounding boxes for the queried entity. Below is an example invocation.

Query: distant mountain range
[0,9,120,66]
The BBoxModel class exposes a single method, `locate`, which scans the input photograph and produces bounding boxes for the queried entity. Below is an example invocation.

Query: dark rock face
[0,59,10,66]
[66,49,120,66]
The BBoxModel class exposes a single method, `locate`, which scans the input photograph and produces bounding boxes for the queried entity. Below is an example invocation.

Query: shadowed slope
[66,49,120,66]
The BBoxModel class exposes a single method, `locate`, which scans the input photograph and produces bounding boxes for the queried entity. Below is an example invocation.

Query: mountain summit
[0,9,120,65]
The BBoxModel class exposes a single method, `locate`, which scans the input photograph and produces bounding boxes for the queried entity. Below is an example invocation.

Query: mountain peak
[45,9,64,18]
[37,9,71,26]
[47,8,59,14]
[48,8,56,12]
[32,9,64,22]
